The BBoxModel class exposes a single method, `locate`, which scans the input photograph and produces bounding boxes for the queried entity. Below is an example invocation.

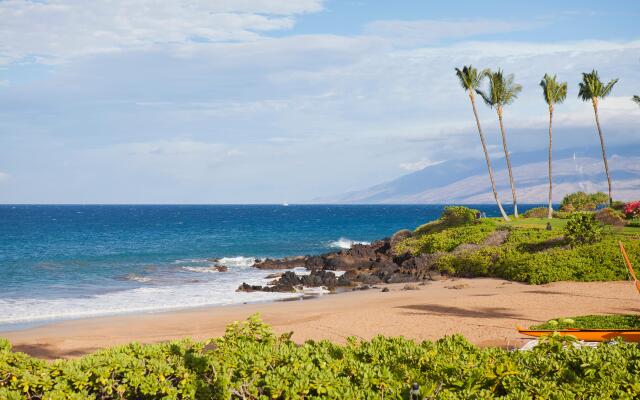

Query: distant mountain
[317,146,640,204]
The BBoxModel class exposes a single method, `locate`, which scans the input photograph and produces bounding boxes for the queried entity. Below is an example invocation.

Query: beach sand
[3,277,639,360]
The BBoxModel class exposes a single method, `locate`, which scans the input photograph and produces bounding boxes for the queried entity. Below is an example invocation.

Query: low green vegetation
[532,315,640,330]
[521,207,548,218]
[397,219,497,255]
[396,204,640,284]
[5,316,640,399]
[563,212,603,245]
[560,191,609,212]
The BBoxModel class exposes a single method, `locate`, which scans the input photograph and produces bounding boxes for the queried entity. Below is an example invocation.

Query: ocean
[0,204,535,329]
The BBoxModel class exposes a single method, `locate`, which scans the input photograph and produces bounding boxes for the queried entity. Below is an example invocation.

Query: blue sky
[0,0,639,203]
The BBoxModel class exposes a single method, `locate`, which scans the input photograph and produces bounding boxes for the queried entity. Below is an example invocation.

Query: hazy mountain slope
[318,146,640,204]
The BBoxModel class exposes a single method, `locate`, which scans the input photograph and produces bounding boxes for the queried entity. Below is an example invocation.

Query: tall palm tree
[476,69,522,218]
[455,66,510,221]
[540,74,567,219]
[633,95,640,106]
[578,70,618,206]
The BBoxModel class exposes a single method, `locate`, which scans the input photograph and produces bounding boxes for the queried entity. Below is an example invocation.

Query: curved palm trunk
[497,106,518,218]
[592,98,613,206]
[547,105,553,219]
[469,91,509,221]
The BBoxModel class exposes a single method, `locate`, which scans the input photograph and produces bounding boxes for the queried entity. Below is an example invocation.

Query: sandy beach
[3,277,638,360]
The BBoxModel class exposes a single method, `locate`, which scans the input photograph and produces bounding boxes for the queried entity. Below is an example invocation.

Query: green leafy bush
[491,238,633,284]
[560,191,608,211]
[522,207,548,218]
[5,316,640,399]
[402,208,640,284]
[440,206,479,226]
[564,212,603,245]
[397,220,496,255]
[413,206,480,236]
[425,222,639,284]
[435,247,499,277]
[552,210,571,219]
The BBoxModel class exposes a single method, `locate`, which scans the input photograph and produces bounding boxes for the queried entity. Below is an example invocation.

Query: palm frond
[601,78,619,98]
[578,70,617,101]
[455,65,484,91]
[475,88,494,107]
[479,69,520,107]
[540,74,567,105]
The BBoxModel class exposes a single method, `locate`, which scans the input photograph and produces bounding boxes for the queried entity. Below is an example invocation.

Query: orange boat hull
[517,327,640,342]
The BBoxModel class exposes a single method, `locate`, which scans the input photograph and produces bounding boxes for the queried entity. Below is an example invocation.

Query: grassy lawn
[497,217,567,230]
[496,216,640,236]
[531,315,640,330]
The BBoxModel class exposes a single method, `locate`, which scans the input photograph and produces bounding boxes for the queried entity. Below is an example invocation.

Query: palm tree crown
[454,65,488,91]
[540,74,567,107]
[476,69,522,108]
[578,70,618,101]
[633,95,640,106]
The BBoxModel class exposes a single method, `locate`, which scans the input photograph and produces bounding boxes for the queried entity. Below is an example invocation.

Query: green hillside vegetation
[395,205,640,284]
[4,315,640,399]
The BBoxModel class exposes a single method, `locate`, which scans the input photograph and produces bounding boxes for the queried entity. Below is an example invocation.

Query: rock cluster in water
[237,229,446,293]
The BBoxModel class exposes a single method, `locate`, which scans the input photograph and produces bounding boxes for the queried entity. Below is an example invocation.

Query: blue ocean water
[0,204,535,328]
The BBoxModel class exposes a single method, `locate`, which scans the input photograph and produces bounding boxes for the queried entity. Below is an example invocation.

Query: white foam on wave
[181,266,219,274]
[218,256,255,268]
[0,267,299,326]
[121,274,152,283]
[329,237,371,249]
[172,258,210,264]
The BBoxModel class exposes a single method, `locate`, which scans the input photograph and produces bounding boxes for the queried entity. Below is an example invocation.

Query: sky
[0,0,639,204]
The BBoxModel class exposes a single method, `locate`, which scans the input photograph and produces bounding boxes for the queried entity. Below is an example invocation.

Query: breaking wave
[328,238,371,249]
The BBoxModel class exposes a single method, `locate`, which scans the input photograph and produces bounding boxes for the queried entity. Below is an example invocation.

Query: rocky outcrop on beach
[237,270,352,292]
[237,229,449,293]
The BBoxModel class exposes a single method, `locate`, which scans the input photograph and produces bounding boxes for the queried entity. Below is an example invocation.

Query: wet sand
[3,278,638,359]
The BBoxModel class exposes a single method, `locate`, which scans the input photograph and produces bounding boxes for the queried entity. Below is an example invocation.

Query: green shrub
[523,207,548,218]
[5,316,640,399]
[628,218,640,228]
[435,247,499,277]
[564,212,603,245]
[398,220,496,255]
[552,210,571,219]
[429,223,639,284]
[414,206,481,236]
[595,207,626,226]
[440,206,479,226]
[560,191,608,211]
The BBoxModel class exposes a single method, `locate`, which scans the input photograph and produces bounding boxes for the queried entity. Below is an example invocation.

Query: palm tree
[476,69,522,218]
[633,95,640,106]
[455,66,510,221]
[578,70,618,206]
[540,74,567,219]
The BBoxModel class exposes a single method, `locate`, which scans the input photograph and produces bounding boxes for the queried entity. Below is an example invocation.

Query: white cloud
[365,18,544,45]
[0,171,10,182]
[86,140,241,181]
[399,159,443,171]
[0,0,324,64]
[2,6,640,203]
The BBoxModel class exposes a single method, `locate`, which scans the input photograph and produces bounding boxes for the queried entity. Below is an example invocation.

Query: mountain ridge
[315,145,640,204]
